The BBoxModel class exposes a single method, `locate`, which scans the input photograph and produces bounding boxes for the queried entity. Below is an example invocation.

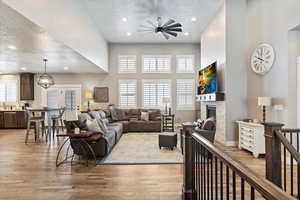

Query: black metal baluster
[232,171,236,200]
[250,187,255,200]
[291,133,294,196]
[284,132,287,192]
[203,149,206,199]
[220,161,223,200]
[197,144,200,200]
[200,145,203,200]
[192,140,195,200]
[207,150,210,199]
[226,166,229,200]
[215,158,218,200]
[241,178,245,200]
[210,155,213,199]
[194,141,197,200]
[297,132,299,153]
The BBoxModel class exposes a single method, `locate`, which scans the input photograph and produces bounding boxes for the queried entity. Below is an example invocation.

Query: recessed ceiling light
[122,17,128,22]
[184,32,189,36]
[64,66,69,70]
[20,67,26,71]
[126,32,132,36]
[191,17,197,22]
[8,45,17,50]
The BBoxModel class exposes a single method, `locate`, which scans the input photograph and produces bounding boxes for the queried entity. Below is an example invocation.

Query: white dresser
[236,121,265,158]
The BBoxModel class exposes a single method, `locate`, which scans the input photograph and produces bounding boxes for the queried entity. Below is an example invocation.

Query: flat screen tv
[197,62,217,95]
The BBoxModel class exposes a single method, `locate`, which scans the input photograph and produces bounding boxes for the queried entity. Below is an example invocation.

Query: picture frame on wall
[94,87,109,103]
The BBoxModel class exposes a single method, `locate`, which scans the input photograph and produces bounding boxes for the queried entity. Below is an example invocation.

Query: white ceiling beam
[3,0,108,72]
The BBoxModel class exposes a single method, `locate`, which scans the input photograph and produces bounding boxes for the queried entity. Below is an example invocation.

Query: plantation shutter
[177,79,195,108]
[143,55,171,73]
[143,80,171,107]
[119,80,137,107]
[176,55,194,73]
[119,55,136,73]
[0,81,17,102]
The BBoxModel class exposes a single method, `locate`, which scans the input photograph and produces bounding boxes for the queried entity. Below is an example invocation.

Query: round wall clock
[251,43,275,75]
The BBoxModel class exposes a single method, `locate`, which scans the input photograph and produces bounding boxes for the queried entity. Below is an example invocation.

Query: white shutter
[47,90,59,108]
[119,55,136,73]
[143,80,171,108]
[176,55,195,73]
[0,80,17,103]
[177,79,195,109]
[143,55,171,73]
[119,80,137,107]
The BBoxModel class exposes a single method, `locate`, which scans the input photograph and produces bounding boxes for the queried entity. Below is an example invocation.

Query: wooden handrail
[282,128,300,133]
[192,132,296,200]
[275,130,300,164]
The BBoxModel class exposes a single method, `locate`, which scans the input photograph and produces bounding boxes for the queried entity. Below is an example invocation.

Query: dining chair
[48,107,66,142]
[25,109,46,144]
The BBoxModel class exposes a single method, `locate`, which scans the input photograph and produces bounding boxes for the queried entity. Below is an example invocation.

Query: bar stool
[25,110,46,144]
[47,107,65,142]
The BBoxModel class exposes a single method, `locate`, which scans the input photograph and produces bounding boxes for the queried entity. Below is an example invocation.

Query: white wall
[246,0,300,127]
[32,43,200,123]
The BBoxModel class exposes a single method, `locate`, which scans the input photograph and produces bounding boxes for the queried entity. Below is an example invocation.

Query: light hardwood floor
[0,129,270,200]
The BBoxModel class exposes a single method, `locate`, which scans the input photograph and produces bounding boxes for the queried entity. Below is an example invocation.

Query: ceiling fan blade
[164,23,182,29]
[140,24,154,29]
[137,29,154,33]
[146,20,157,28]
[165,31,177,37]
[162,32,170,40]
[165,28,182,32]
[157,17,162,27]
[162,19,175,27]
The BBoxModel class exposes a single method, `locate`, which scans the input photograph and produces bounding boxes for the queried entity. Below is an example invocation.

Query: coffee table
[56,131,97,167]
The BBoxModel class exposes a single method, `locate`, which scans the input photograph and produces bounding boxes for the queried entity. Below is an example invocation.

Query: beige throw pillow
[141,112,149,121]
[86,119,103,133]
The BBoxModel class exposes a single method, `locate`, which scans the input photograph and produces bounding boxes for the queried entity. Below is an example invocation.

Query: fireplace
[206,105,216,119]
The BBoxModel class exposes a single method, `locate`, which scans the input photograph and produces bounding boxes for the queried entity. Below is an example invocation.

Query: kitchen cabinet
[0,111,26,129]
[20,73,34,100]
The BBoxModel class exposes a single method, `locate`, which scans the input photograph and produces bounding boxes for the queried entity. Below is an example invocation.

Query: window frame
[176,79,195,110]
[0,78,18,103]
[118,55,137,74]
[118,79,137,108]
[142,79,172,109]
[142,55,172,73]
[176,55,195,73]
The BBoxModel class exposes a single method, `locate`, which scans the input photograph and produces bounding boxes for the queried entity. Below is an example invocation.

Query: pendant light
[37,58,54,89]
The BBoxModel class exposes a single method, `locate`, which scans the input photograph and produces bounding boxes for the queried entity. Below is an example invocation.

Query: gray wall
[33,43,200,123]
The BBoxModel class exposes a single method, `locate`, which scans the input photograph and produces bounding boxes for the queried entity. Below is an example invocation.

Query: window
[143,55,171,73]
[119,55,136,73]
[176,55,195,73]
[176,79,195,109]
[119,80,137,108]
[143,79,171,108]
[0,80,17,103]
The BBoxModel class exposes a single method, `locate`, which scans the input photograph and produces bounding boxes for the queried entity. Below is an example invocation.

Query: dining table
[26,107,64,142]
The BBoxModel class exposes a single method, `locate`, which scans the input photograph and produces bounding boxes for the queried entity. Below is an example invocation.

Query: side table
[162,114,175,132]
[56,131,97,167]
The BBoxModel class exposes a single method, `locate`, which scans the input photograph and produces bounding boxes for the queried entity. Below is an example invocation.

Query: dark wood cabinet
[16,111,26,128]
[0,111,26,129]
[4,112,17,128]
[20,73,34,100]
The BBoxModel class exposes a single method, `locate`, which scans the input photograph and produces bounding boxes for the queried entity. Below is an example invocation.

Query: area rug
[100,133,183,165]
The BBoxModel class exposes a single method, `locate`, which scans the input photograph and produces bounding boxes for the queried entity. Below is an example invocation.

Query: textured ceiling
[0,2,104,74]
[83,0,224,43]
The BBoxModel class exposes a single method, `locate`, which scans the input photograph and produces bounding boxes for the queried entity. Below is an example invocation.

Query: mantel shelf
[196,92,225,102]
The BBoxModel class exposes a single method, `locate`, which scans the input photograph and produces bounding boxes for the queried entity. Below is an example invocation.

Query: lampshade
[85,91,93,99]
[162,97,171,104]
[258,97,271,106]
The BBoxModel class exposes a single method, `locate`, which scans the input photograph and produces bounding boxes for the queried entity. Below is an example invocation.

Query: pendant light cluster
[37,58,55,89]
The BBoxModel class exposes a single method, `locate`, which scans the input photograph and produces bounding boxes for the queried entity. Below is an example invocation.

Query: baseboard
[225,141,238,147]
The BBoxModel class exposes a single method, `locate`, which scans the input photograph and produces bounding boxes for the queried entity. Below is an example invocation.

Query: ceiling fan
[138,17,183,40]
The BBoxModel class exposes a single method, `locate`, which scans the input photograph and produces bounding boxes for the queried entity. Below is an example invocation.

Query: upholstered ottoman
[159,132,177,150]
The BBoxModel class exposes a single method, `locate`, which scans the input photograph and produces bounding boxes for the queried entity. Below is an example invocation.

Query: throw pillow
[96,119,108,134]
[202,118,216,131]
[110,108,125,121]
[141,111,149,121]
[86,119,103,133]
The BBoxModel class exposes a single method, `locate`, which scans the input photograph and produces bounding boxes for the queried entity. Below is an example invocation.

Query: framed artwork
[94,87,109,103]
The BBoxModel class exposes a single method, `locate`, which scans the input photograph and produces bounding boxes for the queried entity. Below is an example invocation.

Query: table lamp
[162,97,171,115]
[85,91,93,111]
[258,97,271,122]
